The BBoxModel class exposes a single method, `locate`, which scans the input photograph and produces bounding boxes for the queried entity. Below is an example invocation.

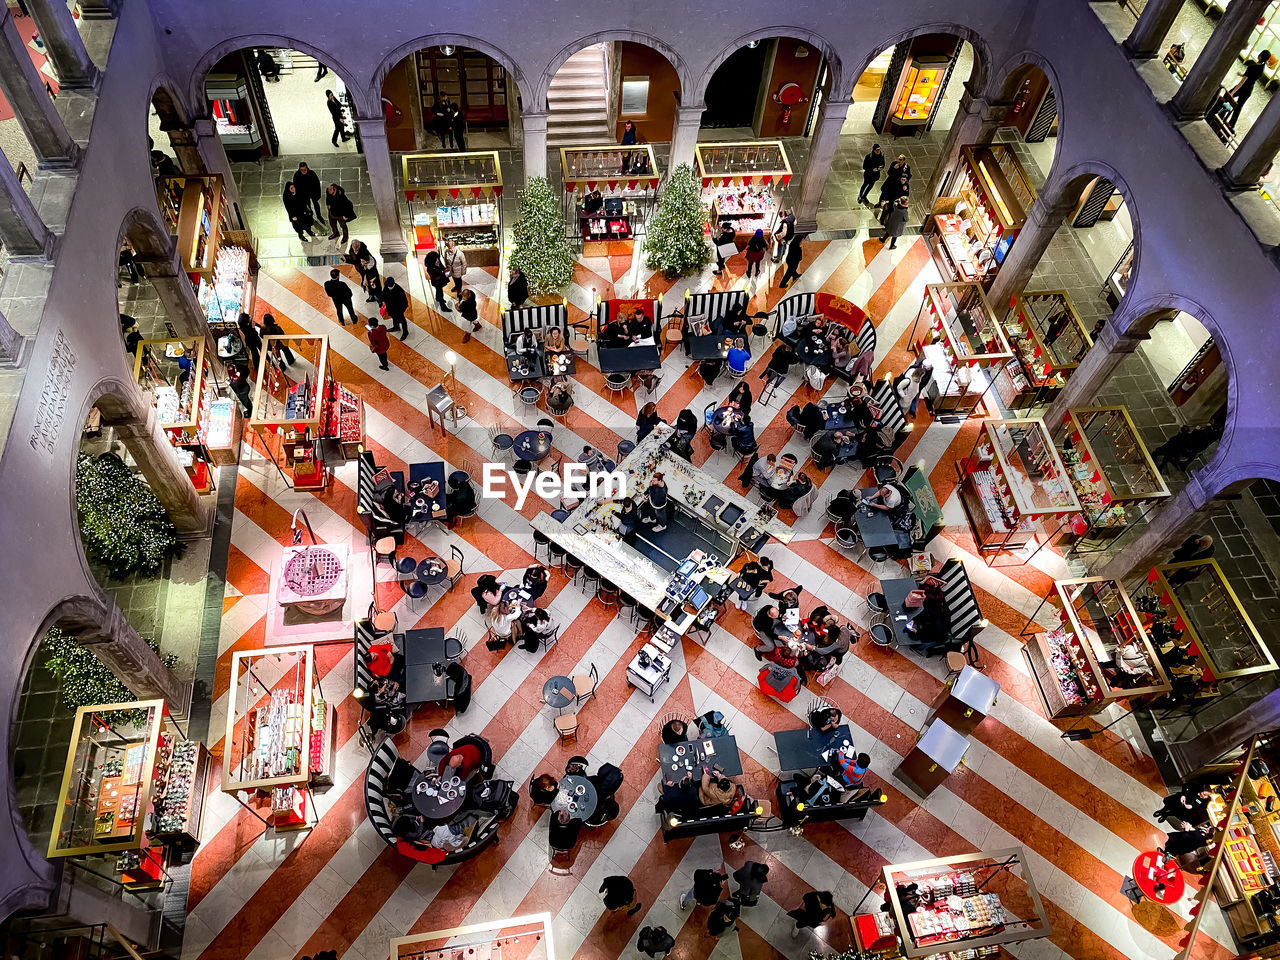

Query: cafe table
[552,774,597,821]
[774,725,854,772]
[409,769,468,820]
[657,736,742,785]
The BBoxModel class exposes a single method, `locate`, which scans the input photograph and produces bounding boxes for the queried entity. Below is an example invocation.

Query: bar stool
[564,555,584,582]
[578,565,600,596]
[618,593,637,623]
[533,529,552,562]
[635,606,657,639]
[548,540,566,570]
[597,579,619,607]
[616,440,635,461]
[372,611,397,635]
[373,537,398,566]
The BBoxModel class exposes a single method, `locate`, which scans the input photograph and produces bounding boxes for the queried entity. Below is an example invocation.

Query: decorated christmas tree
[75,452,179,580]
[644,163,712,278]
[510,176,575,296]
[41,625,176,726]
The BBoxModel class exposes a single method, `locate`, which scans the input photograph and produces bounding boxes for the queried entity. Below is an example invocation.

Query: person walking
[324,268,358,325]
[424,249,451,313]
[259,313,294,365]
[325,183,355,243]
[314,60,328,82]
[350,240,382,303]
[600,875,642,917]
[744,229,766,281]
[450,102,467,151]
[237,312,262,369]
[326,89,350,147]
[1151,425,1193,472]
[878,172,910,212]
[445,239,468,297]
[858,144,885,204]
[282,183,315,241]
[458,288,481,339]
[679,867,727,911]
[367,316,391,371]
[430,98,453,150]
[293,162,324,221]
[732,861,770,907]
[507,266,529,309]
[778,233,804,288]
[636,926,675,959]
[1225,50,1270,128]
[712,221,736,275]
[227,361,254,415]
[883,196,911,249]
[773,209,795,263]
[706,899,740,939]
[382,277,410,340]
[787,890,836,938]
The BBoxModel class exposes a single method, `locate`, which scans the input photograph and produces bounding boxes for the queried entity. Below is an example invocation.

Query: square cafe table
[598,345,661,373]
[506,350,546,381]
[855,488,901,549]
[774,725,854,772]
[880,576,922,647]
[688,334,741,361]
[658,735,741,784]
[402,627,448,705]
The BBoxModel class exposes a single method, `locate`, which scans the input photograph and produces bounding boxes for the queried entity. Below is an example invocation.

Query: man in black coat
[324,269,358,325]
[293,162,323,220]
[450,103,467,151]
[382,277,410,340]
[859,144,885,204]
[325,183,355,243]
[325,89,349,146]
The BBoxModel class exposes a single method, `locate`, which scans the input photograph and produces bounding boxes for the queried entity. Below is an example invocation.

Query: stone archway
[117,206,207,339]
[694,26,845,104]
[538,31,692,114]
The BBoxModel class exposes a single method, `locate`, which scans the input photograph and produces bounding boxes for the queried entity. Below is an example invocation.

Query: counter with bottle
[911,283,1012,418]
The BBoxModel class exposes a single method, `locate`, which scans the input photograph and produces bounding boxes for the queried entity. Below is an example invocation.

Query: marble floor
[177,227,1242,960]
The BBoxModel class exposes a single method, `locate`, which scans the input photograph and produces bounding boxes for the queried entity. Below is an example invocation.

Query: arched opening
[989,62,1060,187]
[146,85,190,177]
[700,36,835,138]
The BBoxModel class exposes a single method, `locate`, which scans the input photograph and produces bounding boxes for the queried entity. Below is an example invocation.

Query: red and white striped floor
[184,235,1233,960]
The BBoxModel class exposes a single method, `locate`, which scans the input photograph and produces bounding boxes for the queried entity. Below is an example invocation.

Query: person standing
[679,867,727,911]
[382,277,410,340]
[600,875,642,917]
[773,209,795,263]
[367,316,391,371]
[445,239,468,297]
[293,162,323,221]
[635,926,674,959]
[237,312,262,369]
[706,899,741,939]
[325,268,358,325]
[779,233,804,288]
[858,144,885,204]
[732,861,770,907]
[424,249,451,313]
[282,183,315,241]
[883,196,911,249]
[259,313,295,365]
[325,183,355,243]
[226,360,254,415]
[712,221,736,275]
[458,288,481,339]
[744,229,766,281]
[450,102,467,151]
[508,266,529,309]
[1226,50,1270,128]
[326,89,350,147]
[878,172,910,212]
[787,890,836,938]
[430,98,453,150]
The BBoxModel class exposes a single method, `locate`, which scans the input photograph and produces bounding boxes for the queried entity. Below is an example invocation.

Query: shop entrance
[699,38,829,141]
[700,42,773,131]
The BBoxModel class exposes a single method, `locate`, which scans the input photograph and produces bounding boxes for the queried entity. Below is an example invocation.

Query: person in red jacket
[367,316,390,370]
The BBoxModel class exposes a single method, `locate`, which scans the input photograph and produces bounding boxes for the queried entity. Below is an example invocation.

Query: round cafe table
[416,556,448,586]
[409,770,468,821]
[1132,850,1185,904]
[552,774,598,822]
[542,675,576,709]
[513,429,553,462]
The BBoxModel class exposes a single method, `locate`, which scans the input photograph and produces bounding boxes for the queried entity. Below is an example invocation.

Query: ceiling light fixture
[746,40,759,49]
[441,45,455,57]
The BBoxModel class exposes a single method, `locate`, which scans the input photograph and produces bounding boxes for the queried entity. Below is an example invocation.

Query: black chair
[578,565,600,596]
[541,625,560,651]
[598,580,619,607]
[548,540,567,570]
[533,529,551,562]
[619,593,637,623]
[513,458,534,478]
[564,555,584,582]
[869,623,895,648]
[400,579,428,603]
[444,636,465,660]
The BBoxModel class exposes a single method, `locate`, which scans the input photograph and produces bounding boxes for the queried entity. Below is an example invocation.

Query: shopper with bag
[282,182,315,241]
[444,238,468,297]
[712,221,737,275]
[424,249,451,312]
[367,316,391,371]
[324,183,355,243]
[744,229,767,280]
[458,289,481,340]
[772,210,795,262]
[382,277,410,340]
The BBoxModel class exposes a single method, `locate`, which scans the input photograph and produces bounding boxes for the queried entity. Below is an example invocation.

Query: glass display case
[250,335,330,491]
[401,151,503,265]
[559,144,660,252]
[1023,577,1170,718]
[997,291,1094,410]
[155,176,229,277]
[911,283,1013,418]
[48,700,207,858]
[222,645,335,830]
[198,244,256,336]
[1053,406,1170,550]
[889,54,952,130]
[929,145,1034,288]
[205,73,264,153]
[1105,241,1134,310]
[1138,561,1276,694]
[880,847,1052,958]
[956,418,1082,557]
[134,336,221,493]
[695,141,792,239]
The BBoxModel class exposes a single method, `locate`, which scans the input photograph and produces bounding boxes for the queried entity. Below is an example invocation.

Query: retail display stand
[1051,406,1170,552]
[996,291,1094,409]
[222,645,336,831]
[955,418,1081,561]
[928,665,1000,736]
[48,699,208,864]
[695,141,792,240]
[559,144,660,255]
[878,847,1052,957]
[401,151,503,266]
[881,53,955,135]
[1021,577,1170,718]
[910,283,1013,419]
[1135,561,1276,699]
[156,175,228,276]
[927,145,1034,287]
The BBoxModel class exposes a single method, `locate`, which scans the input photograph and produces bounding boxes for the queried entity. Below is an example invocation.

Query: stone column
[522,110,548,182]
[109,405,212,536]
[0,304,24,363]
[161,124,205,178]
[1123,0,1187,60]
[925,87,1009,204]
[1168,0,1270,121]
[26,0,99,89]
[667,101,706,176]
[73,602,190,716]
[189,118,244,230]
[0,139,51,257]
[1099,472,1211,582]
[0,9,77,167]
[1218,87,1280,188]
[793,98,852,233]
[984,191,1076,311]
[1043,317,1154,427]
[356,115,408,263]
[135,248,207,338]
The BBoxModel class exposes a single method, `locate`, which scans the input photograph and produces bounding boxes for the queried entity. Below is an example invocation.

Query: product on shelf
[198,245,253,328]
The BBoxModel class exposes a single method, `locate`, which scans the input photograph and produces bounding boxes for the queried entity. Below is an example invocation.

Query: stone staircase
[547,44,612,146]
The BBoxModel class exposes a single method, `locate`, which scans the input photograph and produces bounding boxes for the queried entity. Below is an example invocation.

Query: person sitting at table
[565,755,590,777]
[598,317,632,348]
[905,580,953,655]
[518,607,556,652]
[864,482,904,514]
[579,444,605,471]
[430,815,478,852]
[548,808,582,854]
[445,474,477,525]
[768,586,803,613]
[657,771,703,817]
[812,429,859,469]
[699,765,737,810]
[721,302,751,337]
[375,482,410,527]
[726,380,753,417]
[667,431,695,462]
[858,417,896,464]
[739,556,774,599]
[828,335,852,373]
[626,308,652,342]
[484,599,521,648]
[786,401,827,440]
[471,573,504,614]
[368,675,406,733]
[753,604,784,642]
[810,706,843,733]
[440,743,486,783]
[636,401,663,442]
[674,408,698,439]
[765,635,810,684]
[828,750,871,792]
[543,326,567,354]
[522,563,550,601]
[727,337,750,375]
[750,452,779,490]
[730,416,757,456]
[530,773,559,806]
[764,340,797,381]
[546,377,574,415]
[662,717,689,744]
[774,471,814,511]
[510,328,539,359]
[393,812,431,843]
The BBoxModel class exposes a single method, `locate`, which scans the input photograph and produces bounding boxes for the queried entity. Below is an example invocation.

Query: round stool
[372,611,397,634]
[564,555,583,581]
[598,580,619,607]
[870,623,895,647]
[619,593,637,622]
[397,556,418,575]
[533,529,551,561]
[374,536,396,562]
[579,566,600,595]
[548,541,566,569]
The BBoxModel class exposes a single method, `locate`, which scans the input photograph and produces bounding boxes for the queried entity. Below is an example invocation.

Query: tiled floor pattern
[180,230,1243,960]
